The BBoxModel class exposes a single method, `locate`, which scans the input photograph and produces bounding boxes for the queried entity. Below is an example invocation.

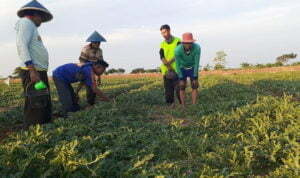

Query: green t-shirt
[160,37,181,75]
[175,43,201,78]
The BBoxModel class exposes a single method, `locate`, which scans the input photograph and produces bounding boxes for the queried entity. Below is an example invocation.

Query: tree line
[202,51,298,71]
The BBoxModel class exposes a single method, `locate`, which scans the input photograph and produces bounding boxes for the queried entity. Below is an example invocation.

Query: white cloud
[0,0,299,76]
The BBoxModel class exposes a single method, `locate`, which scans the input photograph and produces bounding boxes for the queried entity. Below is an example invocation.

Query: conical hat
[86,31,107,42]
[17,0,53,22]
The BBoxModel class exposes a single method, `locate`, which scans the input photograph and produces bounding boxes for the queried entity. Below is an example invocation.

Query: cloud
[0,0,299,76]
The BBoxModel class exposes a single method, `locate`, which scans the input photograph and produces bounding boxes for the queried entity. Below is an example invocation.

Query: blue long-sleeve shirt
[15,18,49,71]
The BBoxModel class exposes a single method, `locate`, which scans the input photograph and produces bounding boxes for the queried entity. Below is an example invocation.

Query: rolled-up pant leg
[163,76,175,104]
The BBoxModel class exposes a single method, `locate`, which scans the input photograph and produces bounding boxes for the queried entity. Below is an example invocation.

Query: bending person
[52,61,110,116]
[175,32,201,106]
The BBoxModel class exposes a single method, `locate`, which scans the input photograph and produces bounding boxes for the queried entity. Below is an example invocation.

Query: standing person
[78,31,106,105]
[52,61,110,116]
[175,32,201,106]
[15,0,53,128]
[159,24,181,105]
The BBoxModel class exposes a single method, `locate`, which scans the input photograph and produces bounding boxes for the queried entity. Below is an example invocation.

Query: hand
[97,76,102,86]
[29,70,40,83]
[162,59,169,66]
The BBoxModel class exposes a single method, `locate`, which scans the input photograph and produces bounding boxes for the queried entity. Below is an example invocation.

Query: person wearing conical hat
[77,31,107,106]
[175,32,201,107]
[79,31,106,63]
[15,0,53,128]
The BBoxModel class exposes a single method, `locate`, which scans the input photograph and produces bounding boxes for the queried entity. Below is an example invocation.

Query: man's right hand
[29,69,40,83]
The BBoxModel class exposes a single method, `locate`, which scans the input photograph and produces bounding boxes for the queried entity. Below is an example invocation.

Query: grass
[0,71,299,177]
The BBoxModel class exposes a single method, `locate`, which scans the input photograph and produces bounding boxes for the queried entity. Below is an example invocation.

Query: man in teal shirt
[175,32,201,106]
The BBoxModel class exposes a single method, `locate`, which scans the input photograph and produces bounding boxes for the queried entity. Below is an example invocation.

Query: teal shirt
[175,43,201,78]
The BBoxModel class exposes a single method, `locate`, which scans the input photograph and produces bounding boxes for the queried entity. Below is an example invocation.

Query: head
[160,24,171,40]
[24,10,44,27]
[90,42,100,49]
[93,60,109,76]
[182,32,196,50]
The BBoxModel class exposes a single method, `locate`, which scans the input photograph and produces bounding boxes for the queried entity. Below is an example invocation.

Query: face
[93,65,106,76]
[160,29,171,40]
[32,14,43,27]
[91,42,100,49]
[183,43,193,50]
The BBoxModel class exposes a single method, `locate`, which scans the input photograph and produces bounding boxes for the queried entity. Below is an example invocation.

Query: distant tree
[240,62,252,68]
[213,51,227,70]
[276,53,297,64]
[274,61,283,67]
[214,64,225,70]
[255,64,265,68]
[203,64,211,71]
[117,68,126,74]
[145,68,160,73]
[131,68,146,74]
[106,68,118,74]
[291,62,300,66]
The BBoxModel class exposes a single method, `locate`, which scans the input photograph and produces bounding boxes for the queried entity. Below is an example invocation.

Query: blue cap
[86,31,107,43]
[17,0,53,22]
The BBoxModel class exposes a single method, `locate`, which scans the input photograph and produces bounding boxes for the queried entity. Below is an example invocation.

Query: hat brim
[182,40,196,43]
[17,7,53,22]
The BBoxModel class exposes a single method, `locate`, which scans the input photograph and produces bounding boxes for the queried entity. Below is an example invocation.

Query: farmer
[159,24,181,105]
[175,32,201,106]
[52,61,110,115]
[15,0,53,128]
[78,31,106,105]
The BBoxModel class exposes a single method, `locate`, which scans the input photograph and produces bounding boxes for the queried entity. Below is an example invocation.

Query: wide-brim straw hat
[182,32,196,43]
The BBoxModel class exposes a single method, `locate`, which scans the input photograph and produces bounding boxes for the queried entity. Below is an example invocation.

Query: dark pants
[19,70,52,128]
[163,76,181,104]
[53,77,80,115]
[86,86,96,105]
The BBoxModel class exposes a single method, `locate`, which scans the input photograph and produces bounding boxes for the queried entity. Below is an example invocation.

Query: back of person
[53,63,92,86]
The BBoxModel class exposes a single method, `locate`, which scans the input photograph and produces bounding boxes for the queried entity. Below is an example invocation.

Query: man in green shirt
[159,24,181,105]
[175,32,201,106]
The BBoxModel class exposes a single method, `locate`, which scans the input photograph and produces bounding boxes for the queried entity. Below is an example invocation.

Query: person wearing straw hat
[159,24,181,106]
[15,0,53,128]
[175,32,201,107]
[77,31,107,105]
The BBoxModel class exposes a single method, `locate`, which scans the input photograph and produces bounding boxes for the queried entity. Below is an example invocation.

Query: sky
[0,0,299,76]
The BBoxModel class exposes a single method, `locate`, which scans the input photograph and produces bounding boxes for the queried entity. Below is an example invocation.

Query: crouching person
[175,33,201,107]
[52,60,110,116]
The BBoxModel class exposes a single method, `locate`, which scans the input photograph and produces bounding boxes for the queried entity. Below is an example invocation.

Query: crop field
[0,69,299,177]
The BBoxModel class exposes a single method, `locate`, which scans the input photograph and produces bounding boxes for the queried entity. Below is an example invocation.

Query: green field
[0,71,299,177]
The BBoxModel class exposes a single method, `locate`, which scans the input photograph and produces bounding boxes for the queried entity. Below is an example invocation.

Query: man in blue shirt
[53,60,110,115]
